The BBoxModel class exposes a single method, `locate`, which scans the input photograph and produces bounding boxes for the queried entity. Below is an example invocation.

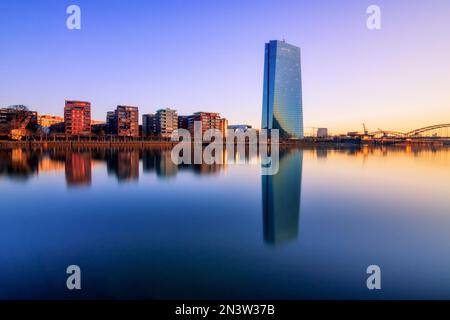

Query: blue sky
[1,0,449,133]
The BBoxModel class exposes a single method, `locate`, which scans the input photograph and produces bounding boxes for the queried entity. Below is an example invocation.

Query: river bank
[0,139,447,149]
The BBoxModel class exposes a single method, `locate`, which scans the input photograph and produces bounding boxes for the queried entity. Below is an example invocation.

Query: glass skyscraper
[261,40,304,139]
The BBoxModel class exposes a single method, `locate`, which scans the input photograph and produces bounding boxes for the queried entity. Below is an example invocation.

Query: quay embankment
[0,138,447,149]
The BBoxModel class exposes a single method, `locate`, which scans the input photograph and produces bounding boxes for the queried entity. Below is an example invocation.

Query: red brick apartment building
[64,100,91,135]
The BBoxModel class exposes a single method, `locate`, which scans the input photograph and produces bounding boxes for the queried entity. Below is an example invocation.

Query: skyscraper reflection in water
[262,148,303,245]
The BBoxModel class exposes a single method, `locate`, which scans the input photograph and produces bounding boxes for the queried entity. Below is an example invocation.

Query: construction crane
[2,105,35,141]
[360,123,376,139]
[362,123,368,135]
[9,113,33,140]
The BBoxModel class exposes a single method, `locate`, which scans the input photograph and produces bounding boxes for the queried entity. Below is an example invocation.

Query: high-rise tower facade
[262,40,304,139]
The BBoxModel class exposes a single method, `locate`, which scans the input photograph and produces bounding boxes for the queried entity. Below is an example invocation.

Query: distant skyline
[1,0,449,134]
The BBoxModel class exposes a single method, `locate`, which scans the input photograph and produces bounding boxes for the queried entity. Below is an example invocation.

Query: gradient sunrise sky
[0,0,449,134]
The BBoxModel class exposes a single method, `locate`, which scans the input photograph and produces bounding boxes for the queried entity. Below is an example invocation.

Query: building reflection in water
[316,148,328,159]
[39,156,65,172]
[150,146,226,178]
[0,146,256,184]
[65,152,92,187]
[0,148,39,180]
[107,149,140,182]
[185,147,227,175]
[143,148,178,178]
[117,151,140,181]
[1,145,447,190]
[262,148,303,246]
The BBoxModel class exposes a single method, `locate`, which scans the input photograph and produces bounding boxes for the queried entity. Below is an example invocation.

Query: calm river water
[0,145,449,299]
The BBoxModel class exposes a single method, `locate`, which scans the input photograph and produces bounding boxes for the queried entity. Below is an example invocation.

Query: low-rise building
[317,128,328,138]
[38,115,64,127]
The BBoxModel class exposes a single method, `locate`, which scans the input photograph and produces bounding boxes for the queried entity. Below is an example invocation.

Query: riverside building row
[1,101,229,138]
[143,109,228,138]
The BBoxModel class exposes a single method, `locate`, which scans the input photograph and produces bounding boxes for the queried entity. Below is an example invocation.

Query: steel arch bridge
[405,124,450,137]
[370,130,406,138]
[370,124,450,139]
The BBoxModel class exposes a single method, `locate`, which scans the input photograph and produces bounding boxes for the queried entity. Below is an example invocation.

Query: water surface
[0,145,449,299]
